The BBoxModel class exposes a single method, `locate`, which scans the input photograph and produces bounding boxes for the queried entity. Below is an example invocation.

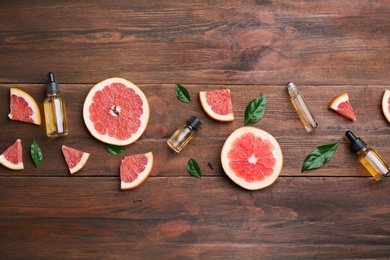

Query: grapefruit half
[0,139,24,170]
[328,93,356,121]
[199,89,234,122]
[83,77,150,146]
[8,88,41,125]
[221,126,283,190]
[120,152,153,190]
[62,145,90,174]
[381,89,390,123]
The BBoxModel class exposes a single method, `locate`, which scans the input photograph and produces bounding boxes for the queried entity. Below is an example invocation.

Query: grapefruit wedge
[83,77,150,146]
[221,126,283,190]
[0,139,24,170]
[120,152,153,190]
[328,93,356,121]
[382,89,390,123]
[62,145,90,174]
[9,88,41,125]
[199,89,234,122]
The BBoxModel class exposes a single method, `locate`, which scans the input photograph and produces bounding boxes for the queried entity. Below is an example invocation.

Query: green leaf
[301,142,339,173]
[244,95,266,125]
[30,140,43,168]
[105,145,126,155]
[175,84,191,103]
[187,158,201,178]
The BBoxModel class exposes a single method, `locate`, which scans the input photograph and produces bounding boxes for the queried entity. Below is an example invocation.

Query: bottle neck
[287,86,299,98]
[357,146,368,154]
[47,92,59,97]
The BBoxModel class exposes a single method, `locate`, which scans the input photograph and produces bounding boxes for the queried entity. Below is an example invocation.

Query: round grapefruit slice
[221,126,283,190]
[8,88,41,125]
[62,145,90,174]
[83,77,150,146]
[120,152,153,190]
[199,89,234,122]
[381,89,390,123]
[328,93,356,121]
[0,139,24,170]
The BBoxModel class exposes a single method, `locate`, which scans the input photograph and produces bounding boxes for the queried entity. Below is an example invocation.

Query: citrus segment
[328,93,356,121]
[221,126,283,190]
[83,77,150,146]
[381,89,390,123]
[62,145,90,174]
[120,152,153,190]
[8,88,41,125]
[199,89,234,122]
[0,139,24,170]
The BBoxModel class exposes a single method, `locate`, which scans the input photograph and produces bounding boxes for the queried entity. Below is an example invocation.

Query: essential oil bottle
[167,116,201,153]
[44,72,68,137]
[287,82,318,132]
[346,131,389,180]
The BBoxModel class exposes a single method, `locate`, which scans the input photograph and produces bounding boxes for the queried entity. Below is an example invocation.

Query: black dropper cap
[187,116,202,130]
[46,72,60,94]
[346,131,367,153]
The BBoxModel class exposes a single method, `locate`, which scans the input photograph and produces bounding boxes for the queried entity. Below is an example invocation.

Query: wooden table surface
[1,1,390,259]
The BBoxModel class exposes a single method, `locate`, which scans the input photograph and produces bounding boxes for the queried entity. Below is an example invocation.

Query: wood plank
[1,84,389,178]
[0,177,389,258]
[0,1,390,84]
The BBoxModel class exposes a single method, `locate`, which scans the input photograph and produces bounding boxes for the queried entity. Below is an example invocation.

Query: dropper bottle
[287,82,318,132]
[43,72,68,137]
[346,131,389,180]
[167,116,201,153]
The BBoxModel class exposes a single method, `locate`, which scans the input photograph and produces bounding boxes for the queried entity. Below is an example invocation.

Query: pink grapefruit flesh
[381,89,390,123]
[120,152,153,190]
[62,145,90,174]
[83,77,150,146]
[199,89,234,122]
[328,93,356,121]
[221,126,283,190]
[0,139,24,170]
[8,88,41,125]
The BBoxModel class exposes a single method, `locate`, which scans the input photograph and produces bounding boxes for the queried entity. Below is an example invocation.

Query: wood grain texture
[0,1,390,84]
[1,1,390,259]
[1,84,389,178]
[1,177,389,259]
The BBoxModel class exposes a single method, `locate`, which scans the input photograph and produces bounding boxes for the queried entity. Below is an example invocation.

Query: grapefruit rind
[120,152,153,190]
[328,92,356,121]
[381,89,390,123]
[221,126,283,190]
[199,89,234,122]
[62,145,90,174]
[83,77,150,146]
[8,88,42,125]
[0,139,24,170]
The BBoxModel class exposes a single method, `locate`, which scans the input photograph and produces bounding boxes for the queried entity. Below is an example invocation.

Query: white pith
[9,88,41,125]
[221,126,283,190]
[121,152,153,190]
[382,89,390,123]
[329,93,349,110]
[199,91,234,122]
[83,77,150,146]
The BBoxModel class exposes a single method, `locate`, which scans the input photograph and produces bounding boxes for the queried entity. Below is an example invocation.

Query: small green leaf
[175,84,191,103]
[187,158,201,178]
[30,140,43,168]
[301,142,339,173]
[245,95,266,125]
[105,145,126,155]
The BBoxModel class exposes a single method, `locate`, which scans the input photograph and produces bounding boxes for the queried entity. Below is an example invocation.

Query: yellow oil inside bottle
[359,148,389,181]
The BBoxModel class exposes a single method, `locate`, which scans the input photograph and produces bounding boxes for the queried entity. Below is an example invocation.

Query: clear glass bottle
[346,131,389,180]
[44,72,68,137]
[167,116,201,153]
[287,82,318,132]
